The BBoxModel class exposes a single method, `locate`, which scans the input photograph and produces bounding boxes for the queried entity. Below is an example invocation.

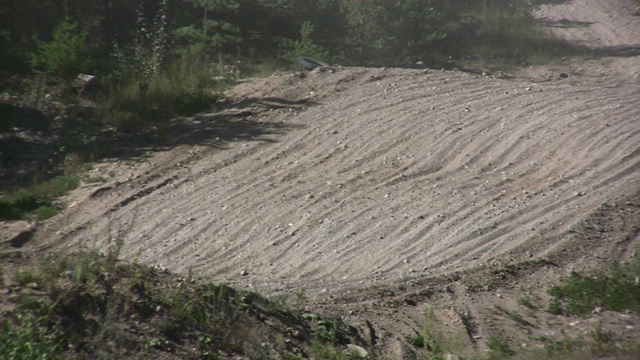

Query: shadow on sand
[93,96,315,159]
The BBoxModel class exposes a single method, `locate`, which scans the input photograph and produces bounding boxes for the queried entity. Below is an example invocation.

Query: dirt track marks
[40,64,640,297]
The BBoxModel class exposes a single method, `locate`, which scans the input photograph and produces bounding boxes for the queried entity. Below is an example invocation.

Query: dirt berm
[29,0,640,356]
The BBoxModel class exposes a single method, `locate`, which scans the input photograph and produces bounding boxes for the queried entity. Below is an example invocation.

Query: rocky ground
[4,0,640,358]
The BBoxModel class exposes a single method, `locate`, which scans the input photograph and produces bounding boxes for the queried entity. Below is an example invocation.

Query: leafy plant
[0,300,64,360]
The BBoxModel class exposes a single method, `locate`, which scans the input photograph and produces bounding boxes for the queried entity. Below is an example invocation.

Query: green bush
[29,18,88,79]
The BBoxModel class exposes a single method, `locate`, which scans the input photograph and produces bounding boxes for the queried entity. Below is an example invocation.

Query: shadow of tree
[591,45,640,57]
[88,96,315,160]
[531,0,574,5]
[537,18,594,29]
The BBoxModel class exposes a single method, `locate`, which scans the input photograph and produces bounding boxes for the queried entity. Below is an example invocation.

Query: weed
[517,296,536,309]
[406,307,455,359]
[408,334,425,348]
[310,341,346,360]
[486,335,513,356]
[14,267,42,285]
[462,0,578,69]
[294,288,307,312]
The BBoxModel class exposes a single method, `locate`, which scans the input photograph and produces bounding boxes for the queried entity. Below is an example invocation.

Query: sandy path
[38,0,640,301]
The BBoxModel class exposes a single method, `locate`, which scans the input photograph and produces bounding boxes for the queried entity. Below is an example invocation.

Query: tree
[173,0,242,66]
[281,21,332,65]
[29,18,88,79]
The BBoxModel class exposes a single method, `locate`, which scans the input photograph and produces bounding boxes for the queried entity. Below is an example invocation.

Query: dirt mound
[39,60,640,292]
[20,0,640,355]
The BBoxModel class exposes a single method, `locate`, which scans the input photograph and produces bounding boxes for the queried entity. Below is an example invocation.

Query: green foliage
[174,0,242,67]
[406,308,453,359]
[310,341,347,360]
[517,296,536,309]
[282,21,333,65]
[14,268,43,286]
[112,1,170,81]
[341,0,453,66]
[547,256,640,315]
[463,0,575,68]
[486,335,513,357]
[104,66,224,133]
[0,174,80,220]
[408,334,425,348]
[0,312,64,360]
[29,18,88,79]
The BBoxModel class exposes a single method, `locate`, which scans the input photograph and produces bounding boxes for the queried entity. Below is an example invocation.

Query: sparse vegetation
[463,0,577,69]
[0,242,364,359]
[103,66,225,133]
[546,255,640,315]
[0,173,80,220]
[486,335,514,357]
[517,296,536,310]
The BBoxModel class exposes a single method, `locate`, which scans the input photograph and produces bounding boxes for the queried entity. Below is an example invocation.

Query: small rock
[240,270,249,276]
[346,344,368,358]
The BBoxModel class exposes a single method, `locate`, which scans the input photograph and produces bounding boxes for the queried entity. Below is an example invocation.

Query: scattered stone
[240,269,249,276]
[559,72,569,79]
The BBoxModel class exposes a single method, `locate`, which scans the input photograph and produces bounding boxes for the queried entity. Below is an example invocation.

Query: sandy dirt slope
[45,64,640,290]
[27,0,640,354]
